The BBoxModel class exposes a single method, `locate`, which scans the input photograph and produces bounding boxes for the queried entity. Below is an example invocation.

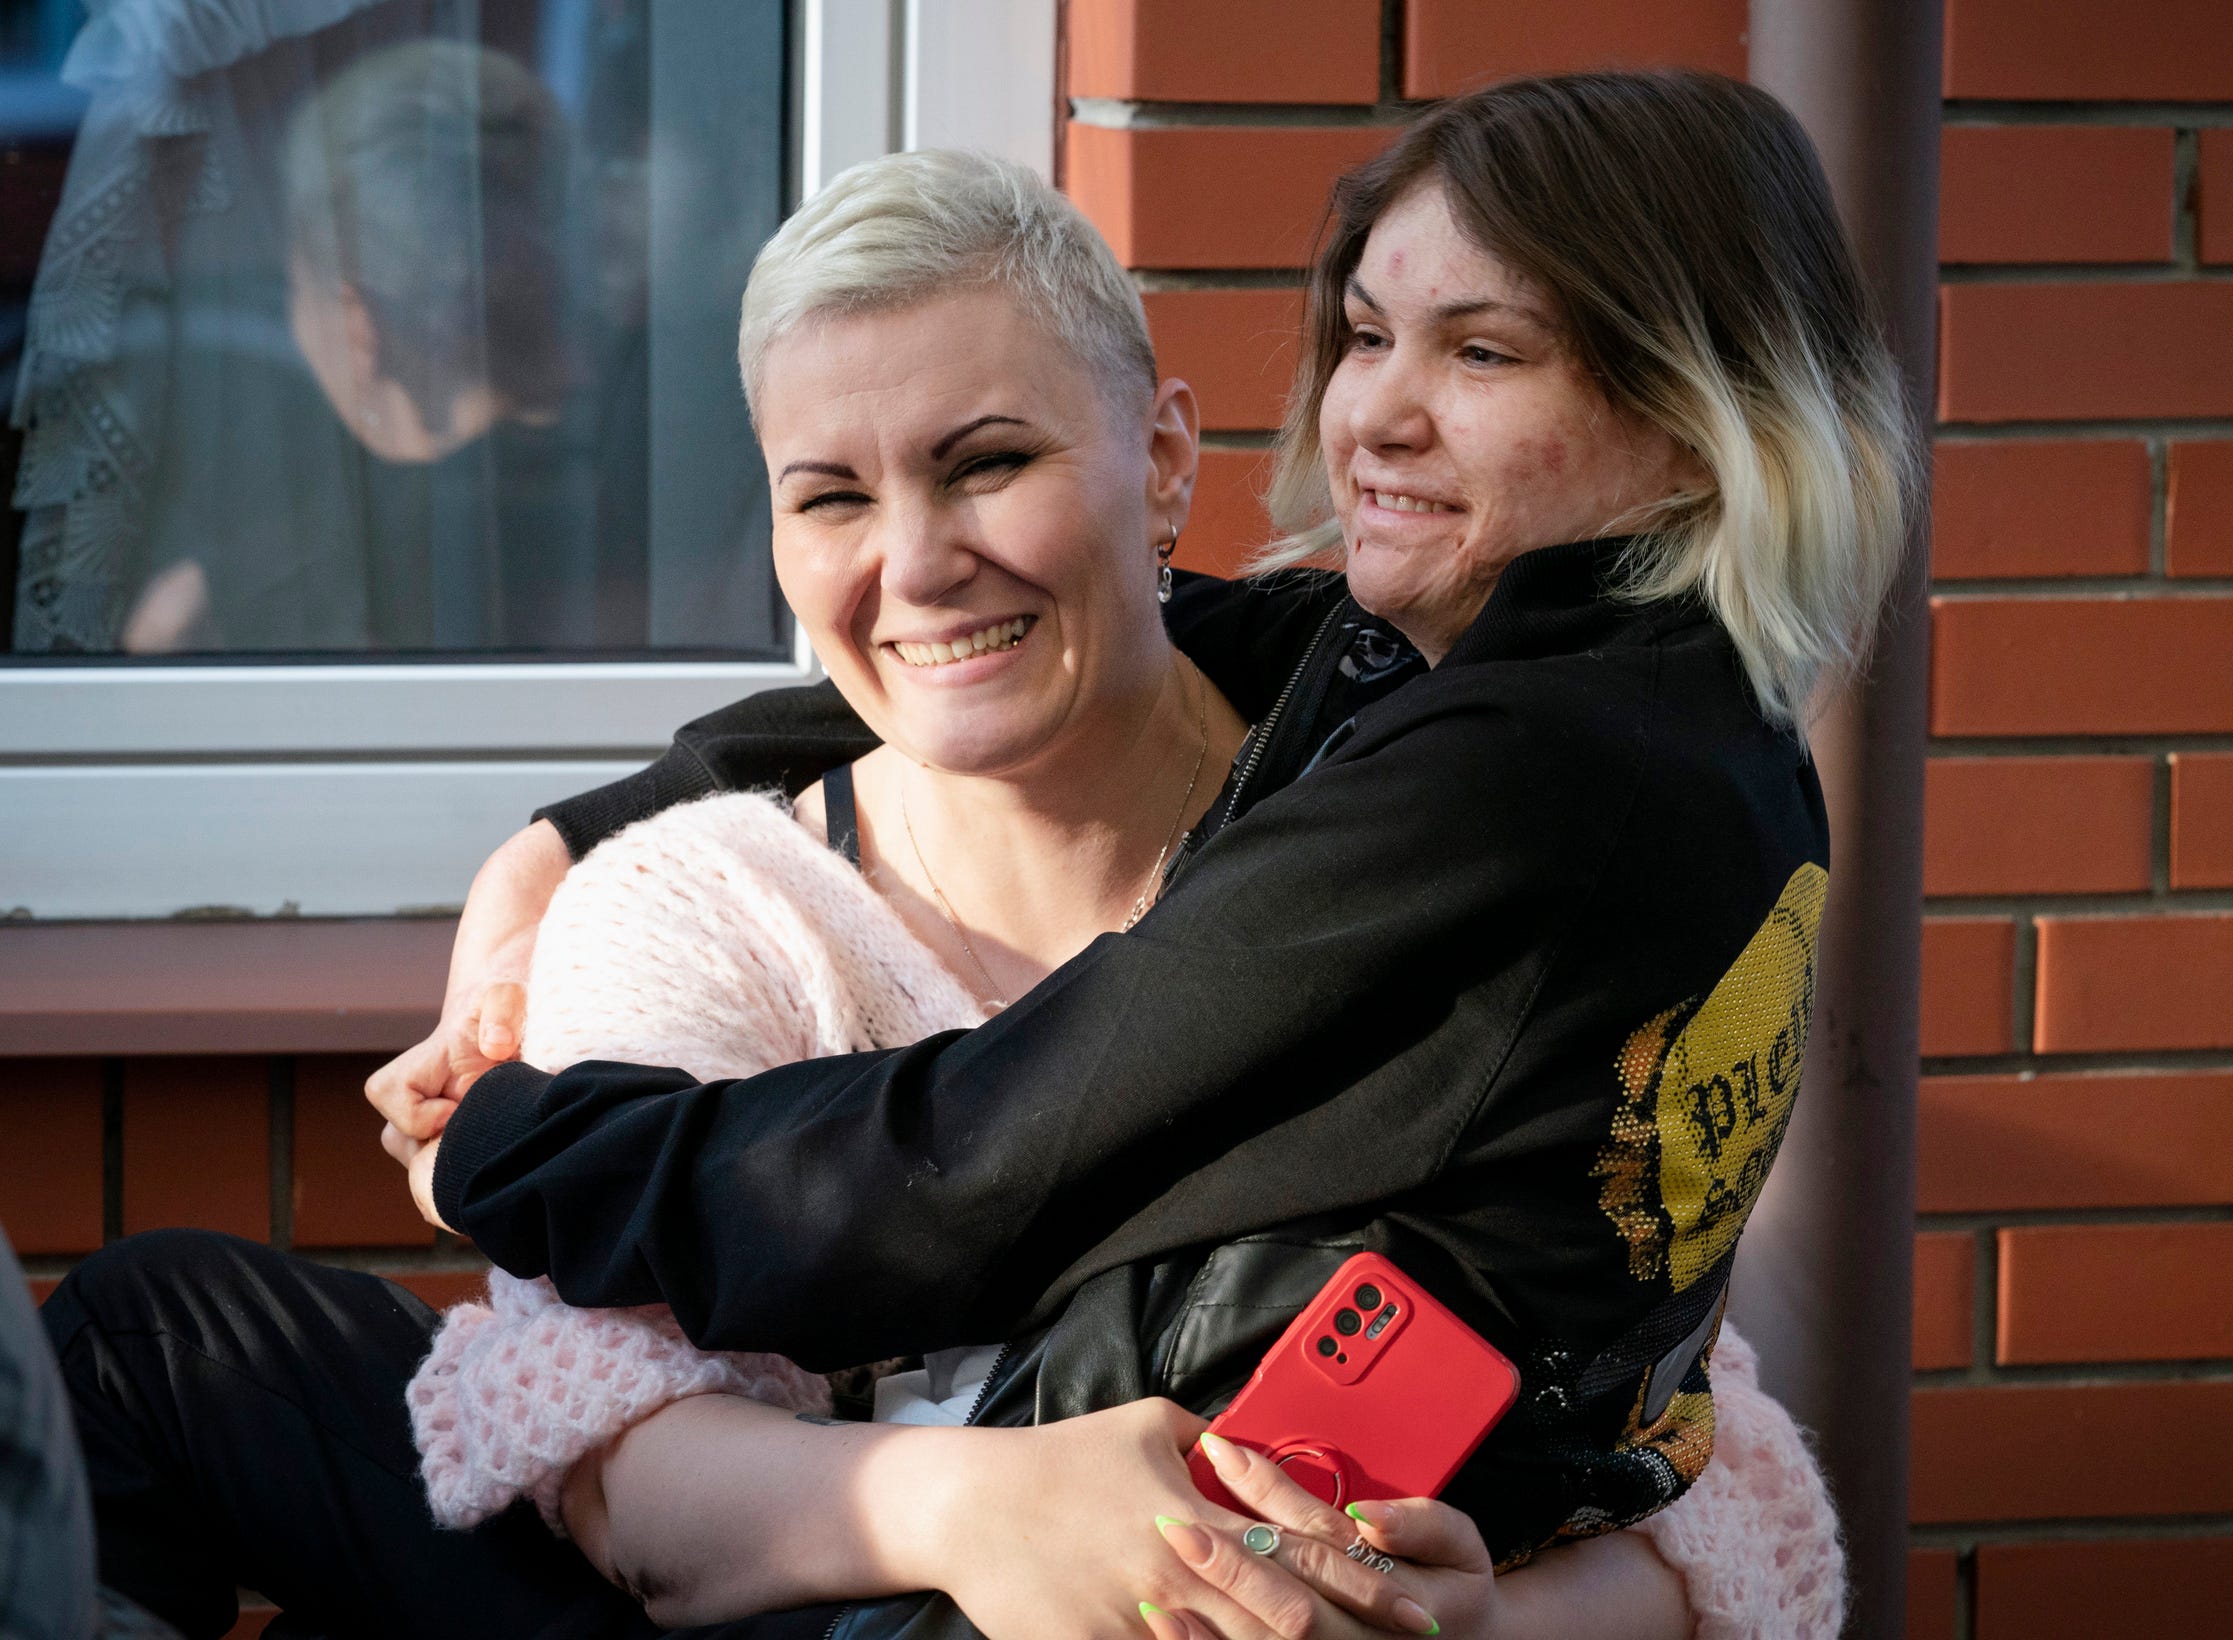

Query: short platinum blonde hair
[738,149,1156,418]
[1264,71,1922,731]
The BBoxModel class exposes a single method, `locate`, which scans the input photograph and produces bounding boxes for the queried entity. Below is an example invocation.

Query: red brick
[1185,448,1277,580]
[27,1277,58,1307]
[2170,753,2233,889]
[292,1055,435,1249]
[1067,0,1380,105]
[1939,283,2233,423]
[1998,1221,2233,1364]
[380,1267,489,1311]
[1940,127,2175,265]
[2202,131,2233,267]
[1945,0,2233,100]
[1924,757,2152,896]
[2166,441,2233,577]
[1905,1548,1959,1640]
[225,1606,276,1640]
[1975,1537,2233,1640]
[1404,0,1745,98]
[1911,1380,2233,1522]
[1921,918,2016,1057]
[1931,439,2151,580]
[121,1058,269,1241]
[0,1059,104,1255]
[1919,1072,2233,1213]
[1142,288,1303,432]
[2035,914,2233,1053]
[1066,124,1391,269]
[1912,1232,1976,1371]
[1931,597,2233,736]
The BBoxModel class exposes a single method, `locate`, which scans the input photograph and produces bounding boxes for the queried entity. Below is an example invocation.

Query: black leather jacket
[438,546,1830,1638]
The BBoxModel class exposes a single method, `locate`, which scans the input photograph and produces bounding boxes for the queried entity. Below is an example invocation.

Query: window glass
[0,0,789,661]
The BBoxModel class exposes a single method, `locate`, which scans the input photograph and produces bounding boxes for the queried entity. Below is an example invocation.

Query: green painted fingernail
[1140,1602,1166,1619]
[1155,1514,1185,1530]
[1345,1502,1369,1520]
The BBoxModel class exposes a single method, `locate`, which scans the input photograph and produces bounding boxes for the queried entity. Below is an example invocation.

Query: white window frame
[0,0,1056,933]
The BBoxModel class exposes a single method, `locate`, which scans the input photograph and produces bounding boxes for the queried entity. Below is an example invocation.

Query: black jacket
[435,542,1830,1609]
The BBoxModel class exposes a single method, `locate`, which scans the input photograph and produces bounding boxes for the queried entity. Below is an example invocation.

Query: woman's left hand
[1147,1433,1507,1640]
[379,1123,454,1232]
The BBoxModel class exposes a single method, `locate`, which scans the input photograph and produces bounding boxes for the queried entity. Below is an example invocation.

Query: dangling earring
[1157,524,1178,604]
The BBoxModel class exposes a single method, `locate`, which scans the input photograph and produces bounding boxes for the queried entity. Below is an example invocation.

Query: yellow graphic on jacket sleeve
[1594,863,1829,1291]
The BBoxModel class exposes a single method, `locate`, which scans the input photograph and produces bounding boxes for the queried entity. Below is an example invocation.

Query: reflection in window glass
[1,0,789,660]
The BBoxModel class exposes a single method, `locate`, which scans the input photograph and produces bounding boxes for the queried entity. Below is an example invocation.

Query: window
[0,0,1054,924]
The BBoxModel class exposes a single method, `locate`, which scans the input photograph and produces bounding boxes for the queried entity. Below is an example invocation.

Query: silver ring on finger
[1345,1535,1398,1575]
[1241,1524,1283,1558]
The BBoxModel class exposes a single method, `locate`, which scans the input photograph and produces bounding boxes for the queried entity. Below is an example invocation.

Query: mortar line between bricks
[99,1059,122,1245]
[1918,1207,2233,1232]
[1943,101,2233,127]
[1937,263,2233,283]
[2173,130,2201,273]
[267,1055,294,1253]
[1909,1516,2233,1548]
[1132,268,1306,290]
[1377,0,1402,107]
[1067,97,1416,129]
[298,1247,492,1274]
[1953,1543,1976,1640]
[1920,1047,2233,1075]
[1926,888,2233,913]
[1914,1360,2233,1387]
[2154,756,2175,894]
[1929,577,2233,596]
[2011,913,2038,1054]
[2149,436,2171,576]
[1970,1225,1999,1383]
[1199,430,1276,451]
[1929,734,2233,754]
[1937,418,2233,438]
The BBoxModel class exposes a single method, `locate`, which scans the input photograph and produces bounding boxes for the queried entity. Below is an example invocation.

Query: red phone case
[1186,1252,1521,1516]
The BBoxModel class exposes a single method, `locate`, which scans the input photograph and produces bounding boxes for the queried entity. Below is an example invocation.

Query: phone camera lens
[1334,1308,1362,1336]
[1316,1336,1338,1358]
[1355,1283,1383,1311]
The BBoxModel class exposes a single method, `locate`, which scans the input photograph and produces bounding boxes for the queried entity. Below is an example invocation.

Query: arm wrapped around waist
[406,1269,831,1533]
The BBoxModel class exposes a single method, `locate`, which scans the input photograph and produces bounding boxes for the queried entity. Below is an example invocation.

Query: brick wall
[1065,2,2233,1637]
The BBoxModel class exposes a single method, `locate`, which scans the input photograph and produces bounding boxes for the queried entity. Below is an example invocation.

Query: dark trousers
[41,1230,842,1640]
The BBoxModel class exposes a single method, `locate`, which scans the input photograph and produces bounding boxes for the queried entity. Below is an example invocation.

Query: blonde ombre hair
[1263,71,1920,730]
[737,149,1156,420]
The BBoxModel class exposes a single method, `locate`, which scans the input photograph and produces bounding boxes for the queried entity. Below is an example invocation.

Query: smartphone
[1186,1251,1521,1515]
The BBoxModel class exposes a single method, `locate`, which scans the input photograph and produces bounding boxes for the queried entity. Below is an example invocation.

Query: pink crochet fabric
[407,791,986,1531]
[1637,1325,1846,1639]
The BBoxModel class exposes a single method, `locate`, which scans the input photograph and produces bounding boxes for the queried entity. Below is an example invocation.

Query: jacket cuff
[433,1060,555,1234]
[532,751,717,861]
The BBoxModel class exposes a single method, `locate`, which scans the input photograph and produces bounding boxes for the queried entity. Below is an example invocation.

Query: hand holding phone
[1186,1253,1520,1516]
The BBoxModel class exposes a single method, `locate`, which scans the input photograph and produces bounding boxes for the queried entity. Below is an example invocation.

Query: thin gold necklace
[900,660,1211,1007]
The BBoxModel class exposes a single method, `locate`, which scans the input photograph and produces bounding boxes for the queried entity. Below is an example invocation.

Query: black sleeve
[436,676,1630,1370]
[528,572,1334,860]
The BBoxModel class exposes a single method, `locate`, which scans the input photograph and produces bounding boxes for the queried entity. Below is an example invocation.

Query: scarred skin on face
[1319,184,1698,664]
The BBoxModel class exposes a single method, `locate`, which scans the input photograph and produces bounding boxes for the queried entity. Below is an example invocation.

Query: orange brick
[1924,757,2152,896]
[2203,130,2233,266]
[2170,754,2233,889]
[2035,914,2233,1053]
[121,1058,269,1241]
[1921,918,2016,1057]
[1939,127,2175,265]
[292,1055,435,1249]
[1912,1232,1976,1371]
[1185,448,1276,580]
[1067,0,1380,105]
[1066,124,1391,270]
[1404,0,1745,97]
[1931,597,2233,736]
[1976,1537,2233,1640]
[379,1267,489,1312]
[225,1606,276,1640]
[1998,1221,2233,1364]
[2166,441,2233,577]
[1939,283,2233,423]
[1931,439,2151,580]
[27,1276,59,1306]
[1919,1072,2233,1213]
[1142,288,1303,431]
[1911,1380,2233,1522]
[1905,1548,1959,1640]
[0,1059,104,1255]
[1945,0,2233,99]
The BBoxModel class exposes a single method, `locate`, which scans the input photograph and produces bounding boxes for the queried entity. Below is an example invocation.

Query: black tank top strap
[822,760,863,868]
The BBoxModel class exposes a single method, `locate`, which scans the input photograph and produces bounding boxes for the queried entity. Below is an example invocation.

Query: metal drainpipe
[1734,1,1943,1635]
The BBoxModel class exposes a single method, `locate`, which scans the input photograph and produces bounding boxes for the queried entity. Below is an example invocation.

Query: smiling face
[1319,183,1695,663]
[759,286,1189,777]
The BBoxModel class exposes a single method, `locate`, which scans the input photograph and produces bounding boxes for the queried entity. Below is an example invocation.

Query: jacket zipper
[1219,600,1347,832]
[820,1341,1018,1640]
